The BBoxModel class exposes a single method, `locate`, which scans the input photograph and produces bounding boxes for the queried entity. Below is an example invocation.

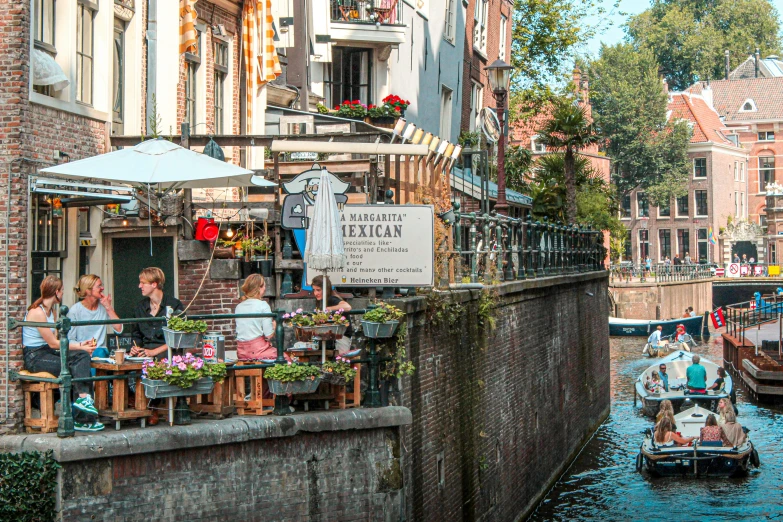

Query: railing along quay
[609,263,713,283]
[446,203,606,284]
[725,293,783,345]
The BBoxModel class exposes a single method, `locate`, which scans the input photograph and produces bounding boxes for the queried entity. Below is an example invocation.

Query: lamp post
[485,59,513,215]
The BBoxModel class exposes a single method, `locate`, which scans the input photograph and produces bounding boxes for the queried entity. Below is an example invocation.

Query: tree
[536,101,600,224]
[588,43,693,205]
[627,0,782,91]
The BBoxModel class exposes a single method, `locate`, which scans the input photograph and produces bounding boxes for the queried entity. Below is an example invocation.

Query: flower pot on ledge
[267,377,321,395]
[142,377,214,399]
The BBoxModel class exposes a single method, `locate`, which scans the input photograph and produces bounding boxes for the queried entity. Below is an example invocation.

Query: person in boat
[646,325,665,353]
[717,398,736,426]
[700,414,731,445]
[720,408,747,447]
[708,368,727,392]
[655,400,676,429]
[654,417,695,446]
[658,364,670,392]
[682,308,690,318]
[686,354,707,393]
[645,371,664,393]
[688,307,696,317]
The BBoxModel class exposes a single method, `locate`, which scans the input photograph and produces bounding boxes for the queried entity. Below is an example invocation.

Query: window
[760,156,775,190]
[758,131,775,142]
[697,229,708,263]
[440,86,453,141]
[469,81,483,132]
[771,242,777,265]
[734,161,738,181]
[637,192,648,218]
[498,14,508,61]
[658,198,671,217]
[444,0,456,42]
[639,229,649,261]
[213,40,228,135]
[624,229,632,260]
[739,99,757,112]
[112,19,125,135]
[659,229,671,260]
[740,162,744,181]
[676,194,689,217]
[695,190,708,216]
[531,135,546,154]
[734,191,739,217]
[184,29,202,131]
[473,0,487,54]
[621,194,631,218]
[676,229,690,257]
[761,212,768,232]
[740,192,744,217]
[76,2,96,105]
[694,157,707,178]
[34,0,56,49]
[325,47,372,109]
[31,194,67,302]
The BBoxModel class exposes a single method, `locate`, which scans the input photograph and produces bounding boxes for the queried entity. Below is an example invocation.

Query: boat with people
[643,323,696,357]
[634,351,733,417]
[637,404,759,477]
[609,314,703,337]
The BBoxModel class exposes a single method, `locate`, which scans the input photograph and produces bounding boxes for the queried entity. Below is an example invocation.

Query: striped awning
[179,0,198,54]
[243,0,282,131]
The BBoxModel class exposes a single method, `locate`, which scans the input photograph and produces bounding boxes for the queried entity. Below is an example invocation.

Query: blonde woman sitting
[235,274,280,361]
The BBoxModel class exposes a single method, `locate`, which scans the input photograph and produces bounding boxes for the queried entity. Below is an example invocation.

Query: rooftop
[667,92,736,146]
[687,77,783,122]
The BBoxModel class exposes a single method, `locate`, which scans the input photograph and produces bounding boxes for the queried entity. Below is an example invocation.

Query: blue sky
[582,0,783,57]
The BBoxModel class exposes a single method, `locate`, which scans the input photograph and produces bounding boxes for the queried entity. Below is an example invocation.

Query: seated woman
[311,275,353,355]
[645,371,664,394]
[235,274,278,361]
[67,274,123,358]
[23,276,104,432]
[717,397,735,426]
[708,368,727,392]
[700,414,731,445]
[654,417,695,447]
[720,408,747,447]
[655,400,677,430]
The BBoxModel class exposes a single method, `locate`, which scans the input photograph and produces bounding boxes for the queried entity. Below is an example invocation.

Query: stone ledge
[0,406,412,463]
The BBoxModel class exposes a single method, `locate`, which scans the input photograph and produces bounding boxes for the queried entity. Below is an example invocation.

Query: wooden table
[92,361,151,430]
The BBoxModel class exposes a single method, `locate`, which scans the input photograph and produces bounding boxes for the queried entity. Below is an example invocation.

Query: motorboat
[642,333,695,358]
[634,351,732,417]
[609,314,703,337]
[637,404,759,477]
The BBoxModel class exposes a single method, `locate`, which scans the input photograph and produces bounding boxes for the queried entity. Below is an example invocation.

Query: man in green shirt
[686,354,707,391]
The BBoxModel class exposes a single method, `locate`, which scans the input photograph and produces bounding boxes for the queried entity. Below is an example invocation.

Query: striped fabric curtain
[179,0,198,54]
[242,0,282,132]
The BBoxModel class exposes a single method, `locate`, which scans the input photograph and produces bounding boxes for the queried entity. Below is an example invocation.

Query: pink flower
[283,313,290,319]
[178,363,187,371]
[173,355,183,364]
[193,359,204,370]
[296,308,303,313]
[165,369,173,375]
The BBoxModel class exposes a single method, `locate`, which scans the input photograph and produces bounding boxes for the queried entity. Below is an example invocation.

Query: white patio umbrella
[304,167,347,362]
[40,138,276,190]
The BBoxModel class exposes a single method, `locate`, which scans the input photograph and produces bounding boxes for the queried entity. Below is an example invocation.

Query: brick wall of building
[399,272,610,521]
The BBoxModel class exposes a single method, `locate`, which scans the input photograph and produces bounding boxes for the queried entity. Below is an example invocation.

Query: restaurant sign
[306,204,434,287]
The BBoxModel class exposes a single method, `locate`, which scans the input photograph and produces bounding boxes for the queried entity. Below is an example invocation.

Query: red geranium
[382,94,409,111]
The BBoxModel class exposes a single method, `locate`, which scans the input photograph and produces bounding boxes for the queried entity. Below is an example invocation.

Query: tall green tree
[627,0,782,90]
[588,43,693,205]
[536,101,600,224]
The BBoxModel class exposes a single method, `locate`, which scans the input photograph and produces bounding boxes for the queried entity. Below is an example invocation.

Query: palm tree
[537,101,600,224]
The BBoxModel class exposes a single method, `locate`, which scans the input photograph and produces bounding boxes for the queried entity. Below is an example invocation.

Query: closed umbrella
[304,167,346,362]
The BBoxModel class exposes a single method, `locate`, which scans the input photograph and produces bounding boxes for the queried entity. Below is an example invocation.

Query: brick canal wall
[610,279,713,319]
[0,409,411,521]
[397,271,610,521]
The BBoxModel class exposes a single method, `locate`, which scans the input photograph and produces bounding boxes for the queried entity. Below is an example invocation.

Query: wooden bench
[20,370,59,434]
[233,362,274,415]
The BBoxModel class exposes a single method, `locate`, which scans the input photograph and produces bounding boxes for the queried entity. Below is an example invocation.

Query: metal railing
[330,0,403,24]
[447,203,606,284]
[609,263,713,283]
[9,307,389,438]
[725,293,783,344]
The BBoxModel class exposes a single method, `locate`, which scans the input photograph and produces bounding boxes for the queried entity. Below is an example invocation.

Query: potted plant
[215,239,236,259]
[238,235,273,276]
[361,302,404,338]
[284,309,349,341]
[335,100,368,120]
[367,103,398,127]
[381,94,410,118]
[141,353,227,399]
[162,315,208,350]
[320,355,358,386]
[263,362,322,395]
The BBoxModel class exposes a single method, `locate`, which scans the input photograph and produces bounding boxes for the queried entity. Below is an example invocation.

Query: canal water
[528,334,783,521]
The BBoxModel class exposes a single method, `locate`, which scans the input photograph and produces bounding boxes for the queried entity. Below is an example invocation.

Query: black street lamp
[485,59,513,215]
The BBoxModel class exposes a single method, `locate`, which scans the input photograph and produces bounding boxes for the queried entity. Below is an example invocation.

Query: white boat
[634,351,732,417]
[637,405,759,477]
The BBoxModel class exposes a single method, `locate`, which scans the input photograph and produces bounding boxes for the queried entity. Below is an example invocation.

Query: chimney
[755,48,760,78]
[662,77,668,94]
[725,50,730,80]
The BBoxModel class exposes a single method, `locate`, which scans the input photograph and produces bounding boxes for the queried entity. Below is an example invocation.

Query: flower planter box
[267,377,321,395]
[162,328,202,350]
[294,324,348,342]
[142,377,214,399]
[361,320,399,339]
[320,371,348,386]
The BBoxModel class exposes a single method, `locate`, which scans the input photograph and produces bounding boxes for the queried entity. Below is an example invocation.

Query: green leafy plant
[363,302,404,323]
[312,309,350,326]
[322,355,358,380]
[335,100,368,119]
[264,362,321,382]
[367,103,398,119]
[239,235,272,255]
[316,103,330,114]
[477,290,497,331]
[380,322,415,379]
[0,450,60,522]
[166,315,208,333]
[283,309,315,327]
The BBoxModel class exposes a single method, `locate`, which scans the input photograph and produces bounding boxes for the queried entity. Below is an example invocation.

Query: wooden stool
[189,375,235,418]
[332,361,362,409]
[20,371,59,434]
[233,362,274,415]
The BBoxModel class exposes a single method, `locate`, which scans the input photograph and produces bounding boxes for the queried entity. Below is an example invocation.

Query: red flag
[710,307,726,329]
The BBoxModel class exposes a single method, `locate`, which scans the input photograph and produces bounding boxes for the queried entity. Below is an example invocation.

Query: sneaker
[73,396,99,416]
[74,421,105,432]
